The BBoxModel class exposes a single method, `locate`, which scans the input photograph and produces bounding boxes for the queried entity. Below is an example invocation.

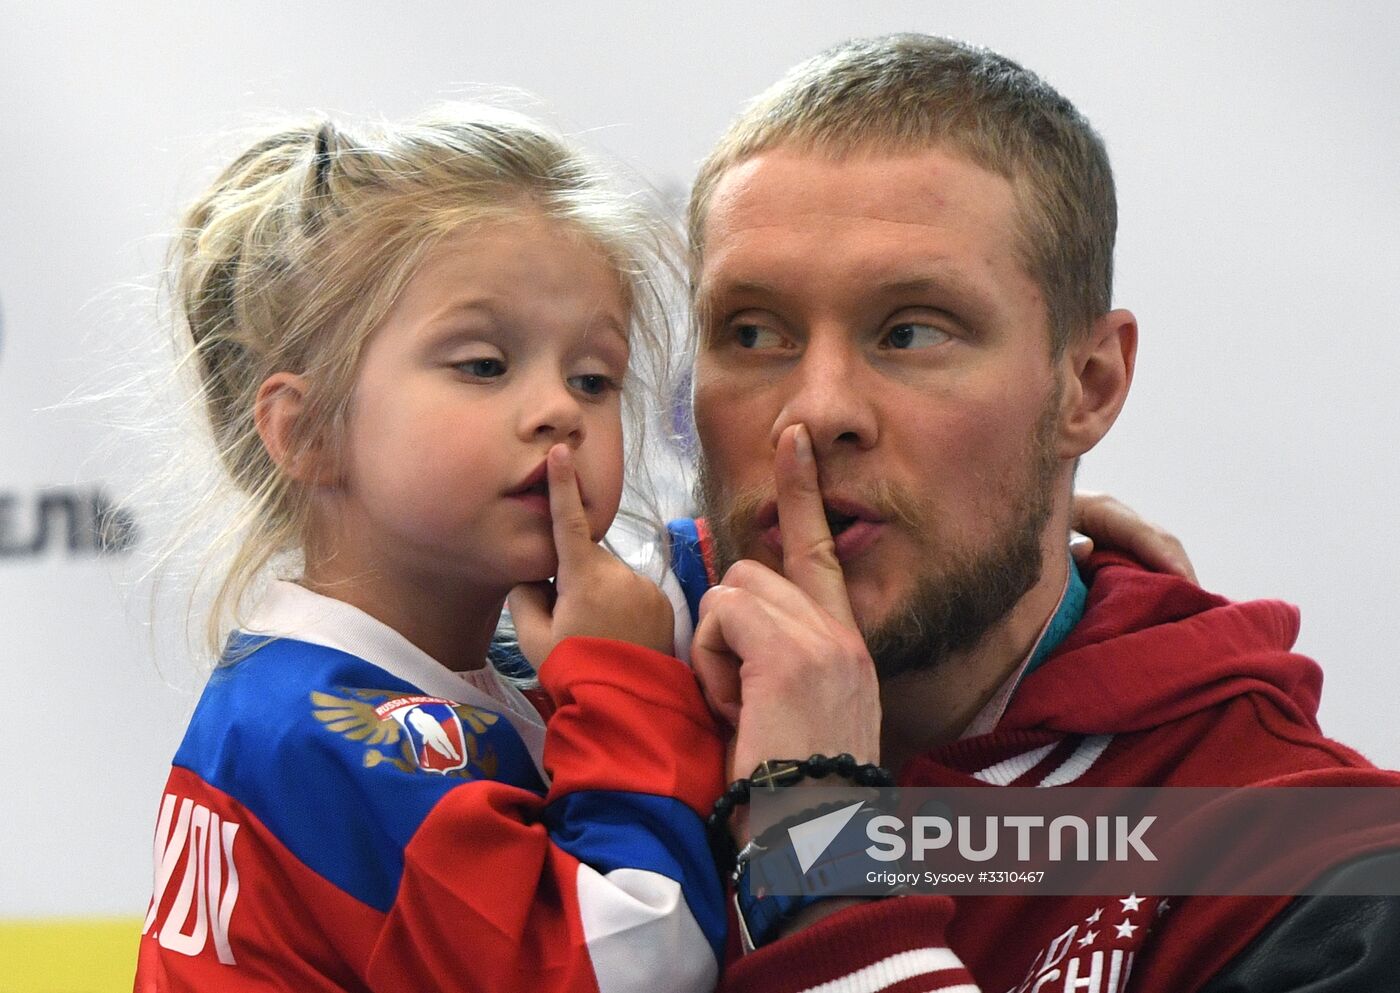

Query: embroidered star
[1085,907,1103,924]
[1120,893,1144,913]
[1156,898,1171,917]
[1077,930,1099,947]
[1115,919,1139,939]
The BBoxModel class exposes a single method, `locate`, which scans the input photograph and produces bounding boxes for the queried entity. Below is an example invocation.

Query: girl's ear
[253,373,335,485]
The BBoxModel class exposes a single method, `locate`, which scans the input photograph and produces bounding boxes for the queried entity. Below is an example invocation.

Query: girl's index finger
[546,444,596,576]
[774,424,858,628]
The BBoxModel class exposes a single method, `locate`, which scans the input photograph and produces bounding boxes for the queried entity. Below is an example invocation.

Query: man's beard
[697,393,1061,681]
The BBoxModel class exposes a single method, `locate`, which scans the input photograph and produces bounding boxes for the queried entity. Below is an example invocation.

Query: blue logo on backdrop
[0,287,139,560]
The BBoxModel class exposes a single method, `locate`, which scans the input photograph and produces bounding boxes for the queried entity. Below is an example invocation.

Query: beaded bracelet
[706,753,895,871]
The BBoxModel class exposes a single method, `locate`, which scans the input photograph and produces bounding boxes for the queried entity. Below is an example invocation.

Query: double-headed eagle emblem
[311,687,501,779]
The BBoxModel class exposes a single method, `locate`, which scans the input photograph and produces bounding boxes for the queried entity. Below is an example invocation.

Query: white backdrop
[2,1,1397,917]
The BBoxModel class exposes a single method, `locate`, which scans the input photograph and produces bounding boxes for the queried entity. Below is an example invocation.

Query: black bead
[807,754,833,777]
[834,753,858,776]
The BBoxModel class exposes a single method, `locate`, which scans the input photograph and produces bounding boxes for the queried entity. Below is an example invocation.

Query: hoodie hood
[998,552,1318,737]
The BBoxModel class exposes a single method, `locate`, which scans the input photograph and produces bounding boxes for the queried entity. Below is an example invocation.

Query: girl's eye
[458,358,506,378]
[883,322,949,350]
[734,324,785,350]
[568,373,616,397]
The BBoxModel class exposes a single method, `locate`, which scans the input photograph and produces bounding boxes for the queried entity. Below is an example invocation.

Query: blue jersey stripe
[544,791,727,961]
[174,636,544,912]
[667,518,711,630]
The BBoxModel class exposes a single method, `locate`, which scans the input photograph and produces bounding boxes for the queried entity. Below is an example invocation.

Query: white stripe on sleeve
[576,865,717,993]
[971,742,1059,785]
[1038,735,1114,787]
[793,948,974,993]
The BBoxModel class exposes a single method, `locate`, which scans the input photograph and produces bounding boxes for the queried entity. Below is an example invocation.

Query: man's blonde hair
[688,34,1116,352]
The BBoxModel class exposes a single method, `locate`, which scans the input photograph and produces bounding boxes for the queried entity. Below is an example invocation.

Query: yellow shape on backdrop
[0,918,140,993]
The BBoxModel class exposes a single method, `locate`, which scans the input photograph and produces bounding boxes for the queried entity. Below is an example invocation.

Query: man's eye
[883,323,948,350]
[458,358,507,378]
[734,324,784,349]
[568,373,616,397]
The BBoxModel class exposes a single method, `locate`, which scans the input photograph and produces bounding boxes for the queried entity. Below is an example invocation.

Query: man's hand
[690,424,881,789]
[1070,491,1197,583]
[509,444,674,662]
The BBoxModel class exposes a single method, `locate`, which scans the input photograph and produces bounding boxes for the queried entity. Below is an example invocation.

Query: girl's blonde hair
[170,106,680,657]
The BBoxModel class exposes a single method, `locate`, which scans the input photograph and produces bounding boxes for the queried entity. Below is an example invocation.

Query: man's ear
[1056,308,1137,459]
[253,372,335,485]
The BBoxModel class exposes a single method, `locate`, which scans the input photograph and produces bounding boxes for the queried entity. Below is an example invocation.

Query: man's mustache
[709,476,926,546]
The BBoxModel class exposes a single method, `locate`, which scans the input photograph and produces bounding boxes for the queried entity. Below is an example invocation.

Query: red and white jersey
[135,581,727,992]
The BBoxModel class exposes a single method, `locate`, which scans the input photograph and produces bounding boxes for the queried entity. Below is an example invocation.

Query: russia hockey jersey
[134,581,727,992]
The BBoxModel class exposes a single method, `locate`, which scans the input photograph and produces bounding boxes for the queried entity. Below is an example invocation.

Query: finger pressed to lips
[760,521,884,562]
[506,447,599,514]
[756,497,888,564]
[755,496,885,533]
[772,423,860,627]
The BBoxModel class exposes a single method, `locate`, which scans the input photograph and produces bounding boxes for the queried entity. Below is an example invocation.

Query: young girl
[136,109,727,992]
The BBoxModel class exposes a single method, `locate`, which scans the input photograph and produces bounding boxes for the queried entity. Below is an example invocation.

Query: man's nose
[519,377,585,446]
[768,331,878,454]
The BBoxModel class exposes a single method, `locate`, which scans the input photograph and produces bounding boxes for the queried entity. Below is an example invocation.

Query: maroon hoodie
[724,554,1400,993]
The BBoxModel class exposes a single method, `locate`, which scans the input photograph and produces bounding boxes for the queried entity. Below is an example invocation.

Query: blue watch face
[736,799,900,947]
[735,836,833,948]
[736,858,809,950]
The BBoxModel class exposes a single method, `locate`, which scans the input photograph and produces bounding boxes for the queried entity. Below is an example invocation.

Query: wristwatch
[733,802,892,950]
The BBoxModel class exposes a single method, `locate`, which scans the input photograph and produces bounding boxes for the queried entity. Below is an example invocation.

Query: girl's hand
[508,445,675,664]
[1069,491,1197,583]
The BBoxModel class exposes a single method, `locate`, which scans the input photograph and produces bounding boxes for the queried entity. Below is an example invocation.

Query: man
[671,34,1400,992]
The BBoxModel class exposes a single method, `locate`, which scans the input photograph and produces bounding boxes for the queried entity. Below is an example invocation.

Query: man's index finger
[774,424,857,628]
